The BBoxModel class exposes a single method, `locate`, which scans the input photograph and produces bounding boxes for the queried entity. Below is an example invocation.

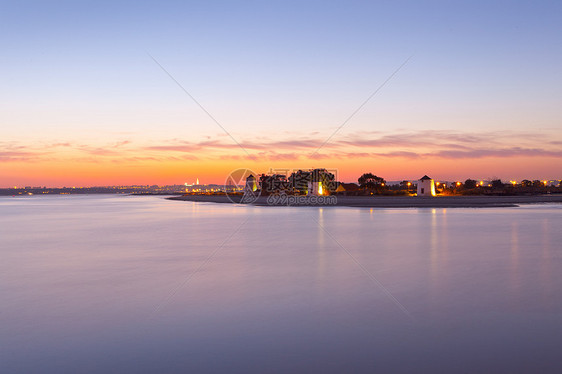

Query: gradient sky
[1,0,561,186]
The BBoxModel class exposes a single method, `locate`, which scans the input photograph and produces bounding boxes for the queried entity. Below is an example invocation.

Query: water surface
[1,195,561,373]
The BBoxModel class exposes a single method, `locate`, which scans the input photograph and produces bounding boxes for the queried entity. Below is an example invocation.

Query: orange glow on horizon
[2,153,561,187]
[3,127,562,187]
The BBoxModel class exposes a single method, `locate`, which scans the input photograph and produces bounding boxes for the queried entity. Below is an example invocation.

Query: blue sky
[1,1,561,184]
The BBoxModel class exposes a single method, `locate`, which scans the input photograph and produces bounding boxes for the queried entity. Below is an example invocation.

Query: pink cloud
[2,129,561,165]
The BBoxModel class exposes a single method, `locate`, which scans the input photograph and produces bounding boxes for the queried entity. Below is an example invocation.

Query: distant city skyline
[2,1,561,186]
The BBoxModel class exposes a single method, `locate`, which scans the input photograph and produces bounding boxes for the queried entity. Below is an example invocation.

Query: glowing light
[456,182,461,186]
[318,182,323,195]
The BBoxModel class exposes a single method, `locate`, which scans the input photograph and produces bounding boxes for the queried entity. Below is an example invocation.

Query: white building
[307,181,324,196]
[240,174,259,203]
[417,175,436,196]
[244,174,257,193]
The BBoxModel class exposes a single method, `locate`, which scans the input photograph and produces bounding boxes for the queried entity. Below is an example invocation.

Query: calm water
[1,195,561,373]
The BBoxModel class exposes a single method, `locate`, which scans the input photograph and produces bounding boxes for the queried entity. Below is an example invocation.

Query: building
[335,182,360,196]
[244,175,257,193]
[307,181,324,196]
[417,175,436,196]
[241,174,259,203]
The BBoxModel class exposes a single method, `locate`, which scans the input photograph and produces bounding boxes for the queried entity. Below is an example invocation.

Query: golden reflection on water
[509,221,520,307]
[3,197,562,374]
[540,218,552,306]
[316,208,325,247]
[429,208,450,305]
[429,208,438,275]
[314,208,329,287]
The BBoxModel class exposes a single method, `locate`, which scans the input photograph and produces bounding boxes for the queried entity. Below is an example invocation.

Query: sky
[1,0,561,186]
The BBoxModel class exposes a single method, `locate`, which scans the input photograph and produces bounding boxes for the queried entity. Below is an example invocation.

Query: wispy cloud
[432,148,562,159]
[0,151,40,162]
[137,129,562,161]
[1,130,561,164]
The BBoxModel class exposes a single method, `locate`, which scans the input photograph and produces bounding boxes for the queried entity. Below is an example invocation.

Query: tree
[491,179,504,188]
[288,169,336,195]
[358,173,386,193]
[521,179,532,187]
[400,180,412,190]
[464,179,477,189]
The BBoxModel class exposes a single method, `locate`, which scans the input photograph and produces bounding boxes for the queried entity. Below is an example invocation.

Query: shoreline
[167,194,562,208]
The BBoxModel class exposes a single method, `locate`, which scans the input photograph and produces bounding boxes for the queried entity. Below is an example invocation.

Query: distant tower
[196,178,199,185]
[417,175,436,196]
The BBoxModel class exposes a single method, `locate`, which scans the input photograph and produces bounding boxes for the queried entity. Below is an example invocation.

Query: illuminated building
[417,175,436,196]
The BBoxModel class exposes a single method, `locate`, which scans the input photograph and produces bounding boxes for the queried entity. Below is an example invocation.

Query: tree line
[354,173,562,196]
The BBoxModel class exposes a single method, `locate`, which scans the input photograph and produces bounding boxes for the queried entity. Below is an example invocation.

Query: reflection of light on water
[510,222,519,266]
[317,208,325,247]
[428,209,438,306]
[540,218,552,305]
[429,208,450,306]
[5,198,562,373]
[429,209,438,269]
[440,209,449,263]
[542,218,551,259]
[314,208,329,287]
[509,221,520,305]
